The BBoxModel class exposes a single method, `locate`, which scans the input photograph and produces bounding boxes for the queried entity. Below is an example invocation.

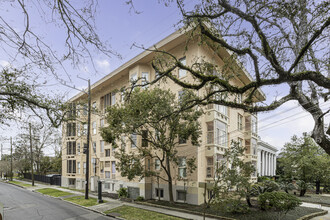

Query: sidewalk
[301,202,330,220]
[6,179,219,220]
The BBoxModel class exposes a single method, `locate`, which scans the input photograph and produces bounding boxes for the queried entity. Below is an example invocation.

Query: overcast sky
[0,1,329,155]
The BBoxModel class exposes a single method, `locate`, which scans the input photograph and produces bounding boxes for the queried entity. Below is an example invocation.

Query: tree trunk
[299,189,306,197]
[166,156,174,202]
[316,180,321,194]
[246,195,252,207]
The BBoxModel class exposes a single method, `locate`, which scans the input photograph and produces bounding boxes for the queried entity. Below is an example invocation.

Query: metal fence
[23,173,61,186]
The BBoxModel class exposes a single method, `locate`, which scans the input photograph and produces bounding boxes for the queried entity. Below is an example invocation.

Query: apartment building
[61,27,265,205]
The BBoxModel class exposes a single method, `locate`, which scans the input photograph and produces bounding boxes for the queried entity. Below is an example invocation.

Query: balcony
[205,109,228,124]
[244,154,258,161]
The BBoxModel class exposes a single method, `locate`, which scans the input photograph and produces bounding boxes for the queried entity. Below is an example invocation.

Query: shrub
[136,196,144,201]
[249,180,280,197]
[217,199,250,214]
[296,180,313,196]
[279,181,296,194]
[117,187,128,198]
[258,191,302,212]
[258,176,271,182]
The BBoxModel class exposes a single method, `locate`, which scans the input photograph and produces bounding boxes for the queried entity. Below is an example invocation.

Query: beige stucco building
[61,27,265,205]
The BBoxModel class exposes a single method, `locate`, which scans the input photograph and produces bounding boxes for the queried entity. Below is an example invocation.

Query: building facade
[257,140,278,176]
[61,28,266,205]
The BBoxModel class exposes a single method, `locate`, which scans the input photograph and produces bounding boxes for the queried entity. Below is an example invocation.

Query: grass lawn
[60,187,87,193]
[296,193,330,206]
[36,188,73,197]
[145,200,324,220]
[104,205,183,220]
[64,196,100,207]
[9,180,34,187]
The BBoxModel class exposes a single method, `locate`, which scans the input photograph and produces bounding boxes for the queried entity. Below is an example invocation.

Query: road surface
[0,182,113,220]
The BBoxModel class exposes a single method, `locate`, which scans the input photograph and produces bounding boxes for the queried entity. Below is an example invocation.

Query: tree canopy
[149,0,330,154]
[101,88,202,202]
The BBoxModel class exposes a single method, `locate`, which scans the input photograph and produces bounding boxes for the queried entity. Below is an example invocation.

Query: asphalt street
[0,182,114,220]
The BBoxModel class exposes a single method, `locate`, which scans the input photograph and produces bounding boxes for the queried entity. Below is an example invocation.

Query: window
[77,123,81,136]
[238,138,243,149]
[83,162,86,174]
[77,162,80,174]
[102,93,112,112]
[83,104,88,115]
[252,138,257,155]
[111,93,116,106]
[105,171,110,178]
[77,104,81,117]
[252,116,257,134]
[67,103,76,119]
[121,91,125,102]
[178,157,187,178]
[93,142,96,153]
[155,188,164,198]
[206,157,214,178]
[77,143,80,155]
[142,130,148,147]
[92,101,97,113]
[105,182,110,189]
[178,57,186,78]
[131,133,137,148]
[121,136,126,150]
[155,159,161,171]
[69,178,75,185]
[67,160,76,173]
[100,140,104,153]
[177,190,186,201]
[179,135,186,144]
[100,119,104,127]
[207,120,227,146]
[92,121,97,135]
[238,114,243,131]
[178,90,184,102]
[92,158,97,174]
[67,141,76,155]
[142,72,149,88]
[105,161,110,167]
[66,123,76,137]
[112,183,115,191]
[82,124,87,135]
[236,94,242,104]
[130,73,138,84]
[147,159,151,171]
[112,161,116,174]
[105,149,110,157]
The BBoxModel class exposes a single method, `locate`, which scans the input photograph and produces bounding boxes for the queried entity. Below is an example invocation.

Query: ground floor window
[177,190,186,201]
[155,188,164,198]
[105,182,110,189]
[68,178,75,186]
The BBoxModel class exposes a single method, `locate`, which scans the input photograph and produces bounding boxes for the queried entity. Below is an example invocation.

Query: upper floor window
[252,116,257,134]
[100,140,104,153]
[131,133,137,148]
[178,157,187,178]
[83,104,88,115]
[92,102,97,113]
[67,103,76,119]
[66,123,76,137]
[236,94,242,104]
[178,57,186,78]
[100,119,104,127]
[67,141,76,155]
[206,120,227,146]
[77,123,81,137]
[111,93,116,106]
[155,159,161,171]
[93,142,96,153]
[67,160,76,173]
[238,114,243,131]
[102,93,111,112]
[92,121,97,135]
[142,130,148,147]
[130,73,138,84]
[142,72,149,88]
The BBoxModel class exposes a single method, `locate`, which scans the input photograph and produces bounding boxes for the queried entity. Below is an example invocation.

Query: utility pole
[29,123,34,186]
[85,79,91,199]
[10,137,12,181]
[0,143,2,179]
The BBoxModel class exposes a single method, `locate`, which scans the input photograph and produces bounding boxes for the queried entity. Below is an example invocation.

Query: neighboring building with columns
[257,140,278,176]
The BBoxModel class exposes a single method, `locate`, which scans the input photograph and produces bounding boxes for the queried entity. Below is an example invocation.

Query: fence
[23,173,61,186]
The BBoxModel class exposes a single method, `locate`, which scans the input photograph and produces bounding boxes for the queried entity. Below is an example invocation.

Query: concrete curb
[297,210,328,220]
[135,201,236,220]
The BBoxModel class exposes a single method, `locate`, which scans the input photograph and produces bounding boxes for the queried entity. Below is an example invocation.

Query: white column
[262,151,265,176]
[267,152,270,176]
[263,151,267,176]
[258,150,261,176]
[274,154,277,176]
[271,154,274,176]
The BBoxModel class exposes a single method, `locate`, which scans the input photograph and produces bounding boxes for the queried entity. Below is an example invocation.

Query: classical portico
[257,140,278,176]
